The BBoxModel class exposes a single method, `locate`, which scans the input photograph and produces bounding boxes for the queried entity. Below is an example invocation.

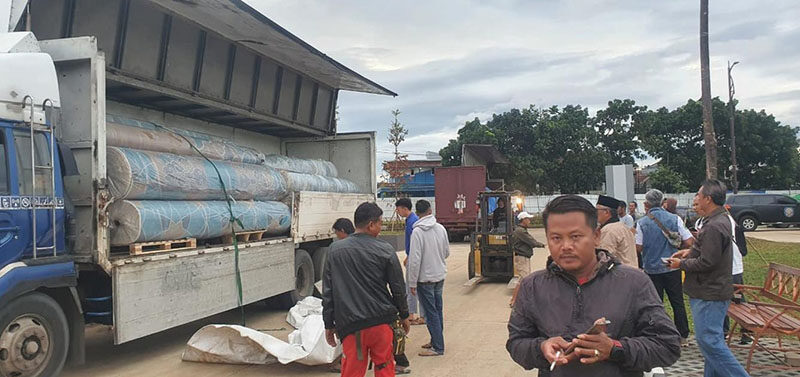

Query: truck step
[129,238,197,255]
[220,229,268,244]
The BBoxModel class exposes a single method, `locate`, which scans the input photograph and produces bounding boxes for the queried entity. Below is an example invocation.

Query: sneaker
[418,349,443,357]
[739,334,753,345]
[395,365,411,374]
[680,337,690,347]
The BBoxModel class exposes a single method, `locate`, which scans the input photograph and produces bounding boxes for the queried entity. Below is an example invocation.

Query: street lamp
[728,60,740,193]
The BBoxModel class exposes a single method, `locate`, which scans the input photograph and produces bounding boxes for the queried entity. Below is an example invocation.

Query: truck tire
[311,247,329,282]
[739,215,759,232]
[268,249,315,309]
[0,292,69,377]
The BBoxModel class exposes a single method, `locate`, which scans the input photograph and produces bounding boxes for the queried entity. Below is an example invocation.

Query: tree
[636,98,800,190]
[592,99,645,165]
[700,0,718,179]
[385,109,409,198]
[439,118,496,166]
[648,166,690,193]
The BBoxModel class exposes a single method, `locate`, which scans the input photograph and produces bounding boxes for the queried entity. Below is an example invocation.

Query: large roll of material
[284,171,361,193]
[108,200,291,245]
[263,154,338,177]
[107,147,287,201]
[107,115,265,165]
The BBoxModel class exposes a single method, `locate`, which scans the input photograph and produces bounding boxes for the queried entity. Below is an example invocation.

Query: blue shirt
[405,212,419,255]
[636,207,681,274]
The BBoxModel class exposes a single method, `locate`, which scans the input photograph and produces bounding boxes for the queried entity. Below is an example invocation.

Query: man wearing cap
[509,212,545,307]
[595,195,638,268]
[513,212,545,278]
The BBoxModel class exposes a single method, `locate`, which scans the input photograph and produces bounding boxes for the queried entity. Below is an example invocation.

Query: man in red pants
[323,202,411,376]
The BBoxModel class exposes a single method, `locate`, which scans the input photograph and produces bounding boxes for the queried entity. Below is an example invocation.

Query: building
[379,152,441,197]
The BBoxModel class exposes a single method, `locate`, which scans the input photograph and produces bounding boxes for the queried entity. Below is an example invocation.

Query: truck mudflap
[112,239,294,344]
[0,261,77,304]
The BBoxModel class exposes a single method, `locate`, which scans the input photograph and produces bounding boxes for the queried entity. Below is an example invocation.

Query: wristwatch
[609,340,625,363]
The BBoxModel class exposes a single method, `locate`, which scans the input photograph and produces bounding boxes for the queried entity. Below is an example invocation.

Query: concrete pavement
[64,230,551,377]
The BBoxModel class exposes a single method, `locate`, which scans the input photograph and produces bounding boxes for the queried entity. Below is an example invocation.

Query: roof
[461,144,510,166]
[151,0,396,96]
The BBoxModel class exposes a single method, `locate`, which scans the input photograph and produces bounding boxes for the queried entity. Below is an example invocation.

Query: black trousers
[724,273,746,334]
[648,270,690,338]
[394,353,409,367]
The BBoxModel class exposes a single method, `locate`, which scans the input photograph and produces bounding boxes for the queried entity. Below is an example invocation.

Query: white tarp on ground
[182,297,340,366]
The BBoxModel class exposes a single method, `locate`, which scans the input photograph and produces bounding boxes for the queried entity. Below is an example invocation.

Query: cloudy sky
[246,1,800,166]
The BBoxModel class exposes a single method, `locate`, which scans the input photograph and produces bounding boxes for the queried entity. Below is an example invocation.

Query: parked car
[675,206,701,230]
[725,194,800,231]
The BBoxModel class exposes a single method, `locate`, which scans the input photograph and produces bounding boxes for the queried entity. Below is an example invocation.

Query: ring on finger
[594,349,600,357]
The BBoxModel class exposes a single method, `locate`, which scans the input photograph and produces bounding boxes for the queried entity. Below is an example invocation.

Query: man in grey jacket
[507,195,680,376]
[407,199,449,357]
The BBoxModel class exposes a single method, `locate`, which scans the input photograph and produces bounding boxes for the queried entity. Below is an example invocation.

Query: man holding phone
[506,195,681,376]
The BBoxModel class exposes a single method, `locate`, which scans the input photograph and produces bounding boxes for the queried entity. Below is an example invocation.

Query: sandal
[421,342,432,349]
[411,317,426,325]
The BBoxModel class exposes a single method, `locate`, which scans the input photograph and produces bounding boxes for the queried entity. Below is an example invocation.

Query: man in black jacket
[667,180,749,376]
[507,195,680,376]
[323,202,411,377]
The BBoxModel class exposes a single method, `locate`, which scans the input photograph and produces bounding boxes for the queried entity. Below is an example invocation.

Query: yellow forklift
[465,191,525,288]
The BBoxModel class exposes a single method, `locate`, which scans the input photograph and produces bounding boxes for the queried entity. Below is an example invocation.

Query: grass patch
[661,237,800,334]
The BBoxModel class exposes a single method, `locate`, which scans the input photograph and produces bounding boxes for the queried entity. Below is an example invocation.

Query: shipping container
[434,166,486,241]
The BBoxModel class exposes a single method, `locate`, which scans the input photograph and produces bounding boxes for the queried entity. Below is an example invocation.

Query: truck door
[0,126,32,266]
[752,195,778,223]
[7,127,65,259]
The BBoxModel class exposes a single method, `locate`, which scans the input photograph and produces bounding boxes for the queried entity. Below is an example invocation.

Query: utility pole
[700,0,717,179]
[728,60,739,193]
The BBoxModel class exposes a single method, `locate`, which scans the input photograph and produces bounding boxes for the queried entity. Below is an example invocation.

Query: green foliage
[440,97,799,193]
[647,166,690,193]
[636,98,800,190]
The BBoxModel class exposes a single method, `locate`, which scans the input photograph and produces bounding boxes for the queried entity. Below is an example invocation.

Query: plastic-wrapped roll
[107,147,287,201]
[108,200,291,245]
[263,154,338,177]
[283,171,361,193]
[107,115,265,165]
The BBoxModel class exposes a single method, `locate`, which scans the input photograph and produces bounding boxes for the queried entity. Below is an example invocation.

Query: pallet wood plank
[129,238,197,255]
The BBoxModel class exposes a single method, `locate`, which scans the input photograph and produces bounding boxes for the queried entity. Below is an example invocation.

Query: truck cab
[0,40,81,377]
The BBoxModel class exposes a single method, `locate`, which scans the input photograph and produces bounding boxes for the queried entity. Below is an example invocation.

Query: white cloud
[245,0,800,174]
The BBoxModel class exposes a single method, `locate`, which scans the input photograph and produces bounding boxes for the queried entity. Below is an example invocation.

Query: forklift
[464,191,525,289]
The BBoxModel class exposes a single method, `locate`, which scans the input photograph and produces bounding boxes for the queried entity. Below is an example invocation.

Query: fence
[378,190,799,220]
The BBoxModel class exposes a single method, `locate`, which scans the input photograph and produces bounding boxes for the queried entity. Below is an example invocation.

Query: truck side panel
[293,192,375,244]
[283,132,377,195]
[112,240,294,344]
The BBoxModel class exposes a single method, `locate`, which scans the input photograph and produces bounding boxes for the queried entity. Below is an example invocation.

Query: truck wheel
[739,215,758,232]
[468,249,476,279]
[268,249,315,309]
[0,293,69,377]
[311,247,329,282]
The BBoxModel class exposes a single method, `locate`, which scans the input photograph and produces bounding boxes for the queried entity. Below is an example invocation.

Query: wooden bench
[727,262,800,372]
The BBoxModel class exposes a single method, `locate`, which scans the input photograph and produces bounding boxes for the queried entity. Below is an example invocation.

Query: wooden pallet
[129,238,197,255]
[220,229,267,244]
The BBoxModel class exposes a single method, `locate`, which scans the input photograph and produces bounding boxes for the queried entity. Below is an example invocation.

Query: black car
[725,194,800,231]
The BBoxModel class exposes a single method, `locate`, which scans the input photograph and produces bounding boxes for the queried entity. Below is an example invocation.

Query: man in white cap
[513,212,545,278]
[510,212,545,307]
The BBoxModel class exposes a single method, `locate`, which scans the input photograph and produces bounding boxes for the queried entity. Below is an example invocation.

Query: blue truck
[0,1,389,375]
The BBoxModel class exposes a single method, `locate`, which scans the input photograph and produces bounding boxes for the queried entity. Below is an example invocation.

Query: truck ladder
[22,96,58,258]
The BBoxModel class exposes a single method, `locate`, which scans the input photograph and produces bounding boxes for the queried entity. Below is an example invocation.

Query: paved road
[64,230,550,377]
[746,227,800,243]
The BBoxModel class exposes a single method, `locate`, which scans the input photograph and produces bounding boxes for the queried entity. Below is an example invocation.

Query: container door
[0,126,30,266]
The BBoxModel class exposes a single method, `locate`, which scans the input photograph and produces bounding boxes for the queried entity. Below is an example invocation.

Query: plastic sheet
[108,200,290,245]
[107,147,287,201]
[284,171,361,193]
[182,298,340,366]
[263,154,338,177]
[107,115,266,165]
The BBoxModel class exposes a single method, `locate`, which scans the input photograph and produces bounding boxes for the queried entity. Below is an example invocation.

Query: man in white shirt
[618,201,635,229]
